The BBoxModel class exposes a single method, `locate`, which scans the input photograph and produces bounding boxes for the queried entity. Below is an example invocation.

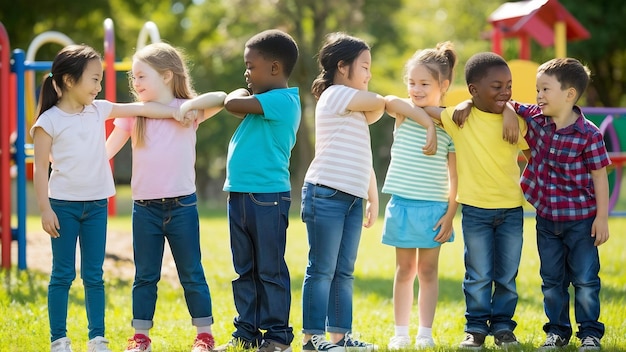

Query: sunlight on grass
[1,212,625,351]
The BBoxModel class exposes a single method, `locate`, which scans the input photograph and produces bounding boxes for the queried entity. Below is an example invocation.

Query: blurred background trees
[2,0,624,204]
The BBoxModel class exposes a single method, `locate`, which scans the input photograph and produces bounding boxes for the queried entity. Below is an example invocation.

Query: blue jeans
[461,205,523,335]
[536,215,604,340]
[48,198,108,342]
[301,183,363,335]
[227,192,293,346]
[131,193,213,330]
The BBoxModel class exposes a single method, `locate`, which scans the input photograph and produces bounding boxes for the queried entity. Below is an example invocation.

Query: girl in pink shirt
[106,43,225,352]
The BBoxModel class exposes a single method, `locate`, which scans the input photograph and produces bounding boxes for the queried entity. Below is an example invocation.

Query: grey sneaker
[578,336,601,351]
[459,332,486,349]
[303,335,344,352]
[256,339,292,352]
[336,333,377,352]
[538,333,569,350]
[51,337,73,352]
[494,330,519,348]
[87,337,111,352]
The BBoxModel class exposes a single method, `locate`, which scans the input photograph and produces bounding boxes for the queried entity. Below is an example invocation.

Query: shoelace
[580,336,598,347]
[127,337,150,349]
[343,333,367,347]
[311,336,339,350]
[544,334,558,345]
[194,334,215,350]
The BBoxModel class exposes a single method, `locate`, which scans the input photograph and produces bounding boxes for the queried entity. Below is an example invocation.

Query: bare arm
[502,102,520,144]
[177,91,227,124]
[590,167,610,246]
[384,95,438,155]
[451,99,472,127]
[363,167,379,228]
[105,127,131,159]
[224,88,262,118]
[433,152,458,243]
[108,101,180,121]
[348,91,385,125]
[32,128,60,238]
[385,95,436,127]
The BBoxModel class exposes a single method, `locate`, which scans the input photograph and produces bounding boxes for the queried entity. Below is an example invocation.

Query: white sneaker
[51,337,73,352]
[415,336,435,349]
[88,336,112,352]
[387,336,411,350]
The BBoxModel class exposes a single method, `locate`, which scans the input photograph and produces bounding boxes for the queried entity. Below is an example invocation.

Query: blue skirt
[381,195,455,248]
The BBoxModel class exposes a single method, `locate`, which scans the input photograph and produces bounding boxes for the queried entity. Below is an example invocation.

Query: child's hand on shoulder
[502,102,520,144]
[452,99,472,127]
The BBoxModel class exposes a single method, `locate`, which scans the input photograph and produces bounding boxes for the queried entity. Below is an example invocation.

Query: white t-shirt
[114,98,197,200]
[31,100,115,201]
[304,85,372,199]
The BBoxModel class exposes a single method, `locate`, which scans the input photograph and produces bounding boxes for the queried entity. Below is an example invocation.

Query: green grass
[2,205,626,351]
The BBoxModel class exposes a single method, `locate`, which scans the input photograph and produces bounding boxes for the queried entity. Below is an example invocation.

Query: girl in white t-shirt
[382,42,458,350]
[31,44,186,352]
[300,32,437,352]
[105,42,225,352]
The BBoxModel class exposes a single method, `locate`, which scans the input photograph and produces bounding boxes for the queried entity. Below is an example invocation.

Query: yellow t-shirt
[441,106,528,209]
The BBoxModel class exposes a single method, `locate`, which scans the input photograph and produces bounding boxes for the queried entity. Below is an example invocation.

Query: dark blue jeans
[227,192,293,346]
[48,198,108,341]
[131,193,213,330]
[536,215,604,340]
[461,205,523,336]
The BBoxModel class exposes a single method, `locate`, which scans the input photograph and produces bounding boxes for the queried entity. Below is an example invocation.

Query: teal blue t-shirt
[224,87,301,193]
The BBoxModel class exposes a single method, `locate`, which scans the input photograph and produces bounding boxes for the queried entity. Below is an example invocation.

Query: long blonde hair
[130,42,196,147]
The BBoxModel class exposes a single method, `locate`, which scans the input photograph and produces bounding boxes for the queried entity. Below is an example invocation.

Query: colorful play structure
[1,18,162,270]
[2,0,626,270]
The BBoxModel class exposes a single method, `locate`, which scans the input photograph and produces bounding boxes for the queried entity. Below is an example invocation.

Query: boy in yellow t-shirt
[443,52,528,349]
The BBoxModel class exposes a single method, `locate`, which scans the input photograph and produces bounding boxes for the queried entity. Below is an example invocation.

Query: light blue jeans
[131,193,213,330]
[48,198,108,342]
[301,183,364,335]
[536,215,604,340]
[461,205,523,336]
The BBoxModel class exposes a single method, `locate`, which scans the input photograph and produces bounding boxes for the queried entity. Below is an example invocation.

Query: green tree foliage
[559,0,626,107]
[2,0,623,201]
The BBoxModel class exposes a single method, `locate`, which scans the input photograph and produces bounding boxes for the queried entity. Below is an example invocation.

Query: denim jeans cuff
[131,319,153,330]
[326,326,350,334]
[302,328,326,335]
[192,316,214,327]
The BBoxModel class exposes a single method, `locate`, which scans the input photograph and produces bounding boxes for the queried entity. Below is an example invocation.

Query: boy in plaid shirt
[506,58,610,351]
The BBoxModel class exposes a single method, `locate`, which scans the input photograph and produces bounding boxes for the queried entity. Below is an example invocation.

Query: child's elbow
[223,99,237,112]
[216,91,228,104]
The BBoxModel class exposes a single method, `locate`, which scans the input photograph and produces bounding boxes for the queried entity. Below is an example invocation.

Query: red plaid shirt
[515,103,610,221]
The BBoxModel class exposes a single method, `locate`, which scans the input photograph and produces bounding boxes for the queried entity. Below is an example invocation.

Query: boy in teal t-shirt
[220,29,300,352]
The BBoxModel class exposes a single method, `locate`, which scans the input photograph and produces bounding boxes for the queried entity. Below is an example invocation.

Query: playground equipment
[0,19,162,270]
